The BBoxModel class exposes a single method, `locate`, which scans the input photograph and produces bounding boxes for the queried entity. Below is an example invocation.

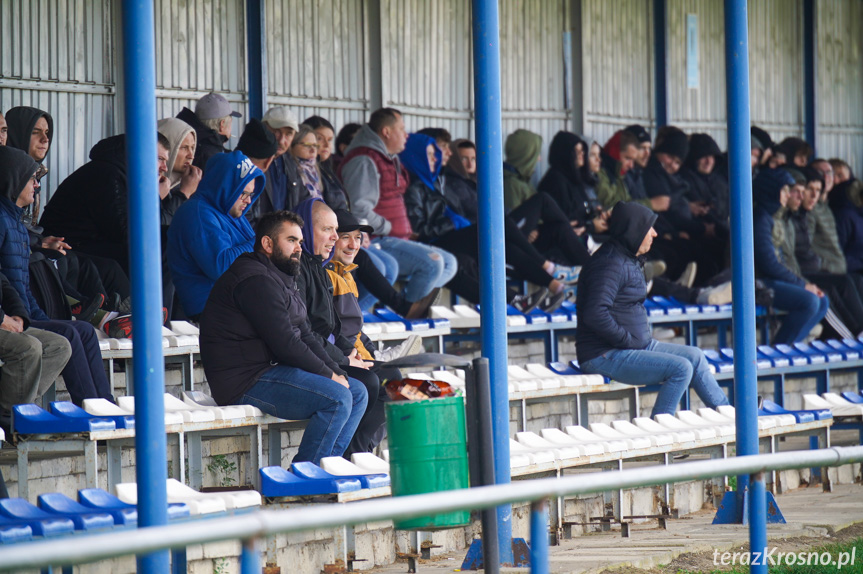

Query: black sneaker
[71,294,105,323]
[511,287,548,314]
[539,290,566,313]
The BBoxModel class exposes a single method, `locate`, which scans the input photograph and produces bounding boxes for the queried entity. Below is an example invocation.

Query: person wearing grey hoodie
[157,117,201,223]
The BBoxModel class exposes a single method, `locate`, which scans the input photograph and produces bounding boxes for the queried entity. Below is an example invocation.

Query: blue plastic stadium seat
[0,522,33,544]
[756,346,791,368]
[548,362,578,375]
[720,348,772,369]
[291,461,390,489]
[703,350,734,373]
[649,296,685,315]
[78,488,189,522]
[0,499,75,537]
[37,493,115,531]
[761,399,832,422]
[841,392,863,405]
[825,339,861,360]
[521,308,549,324]
[776,343,825,365]
[49,401,129,430]
[808,341,846,363]
[259,466,362,497]
[374,308,431,331]
[13,404,116,435]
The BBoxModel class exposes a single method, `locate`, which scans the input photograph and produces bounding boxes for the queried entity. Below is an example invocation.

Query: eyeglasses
[239,190,254,199]
[296,143,318,151]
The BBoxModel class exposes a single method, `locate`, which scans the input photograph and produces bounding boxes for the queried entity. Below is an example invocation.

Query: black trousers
[353,248,411,316]
[806,272,863,336]
[509,192,591,266]
[342,364,401,458]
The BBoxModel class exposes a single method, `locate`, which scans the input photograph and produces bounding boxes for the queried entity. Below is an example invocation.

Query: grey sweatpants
[0,327,72,410]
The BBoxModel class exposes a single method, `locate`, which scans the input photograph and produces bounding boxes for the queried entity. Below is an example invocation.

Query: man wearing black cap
[681,133,730,222]
[176,92,242,170]
[576,201,729,416]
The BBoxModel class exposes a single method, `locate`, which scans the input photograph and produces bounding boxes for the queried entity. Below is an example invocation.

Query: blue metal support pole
[803,0,817,151]
[121,0,169,572]
[240,538,261,574]
[471,0,512,565]
[529,500,549,574]
[653,0,668,129]
[246,0,268,119]
[722,1,768,571]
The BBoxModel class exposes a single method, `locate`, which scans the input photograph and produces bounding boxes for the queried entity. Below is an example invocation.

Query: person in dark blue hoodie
[576,201,729,416]
[168,150,265,319]
[753,168,829,344]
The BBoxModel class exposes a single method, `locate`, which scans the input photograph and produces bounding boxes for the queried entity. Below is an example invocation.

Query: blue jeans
[240,366,368,464]
[358,247,399,310]
[373,236,458,302]
[580,340,730,416]
[762,279,829,344]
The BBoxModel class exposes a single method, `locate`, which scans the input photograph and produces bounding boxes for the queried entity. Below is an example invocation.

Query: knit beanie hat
[236,118,277,159]
[653,128,689,161]
[686,133,721,163]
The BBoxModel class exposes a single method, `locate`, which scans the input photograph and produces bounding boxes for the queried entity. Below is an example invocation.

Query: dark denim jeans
[240,366,367,464]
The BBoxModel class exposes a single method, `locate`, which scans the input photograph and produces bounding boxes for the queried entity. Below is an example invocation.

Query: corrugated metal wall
[266,0,369,129]
[747,0,804,144]
[0,0,115,197]
[666,0,728,148]
[153,0,247,148]
[581,0,654,147]
[379,0,473,139]
[816,0,863,174]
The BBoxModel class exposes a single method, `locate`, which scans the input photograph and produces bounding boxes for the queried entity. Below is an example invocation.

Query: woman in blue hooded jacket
[753,168,829,343]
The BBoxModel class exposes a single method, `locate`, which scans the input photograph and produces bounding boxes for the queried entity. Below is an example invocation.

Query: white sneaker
[696,281,733,305]
[375,335,424,362]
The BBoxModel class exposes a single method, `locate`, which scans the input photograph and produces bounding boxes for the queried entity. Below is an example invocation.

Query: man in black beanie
[236,118,278,174]
[681,133,729,222]
[624,124,652,201]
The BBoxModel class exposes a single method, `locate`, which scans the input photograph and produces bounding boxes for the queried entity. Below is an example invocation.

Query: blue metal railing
[1,446,862,573]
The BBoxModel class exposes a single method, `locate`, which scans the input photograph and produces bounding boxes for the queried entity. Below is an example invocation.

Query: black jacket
[0,273,31,329]
[442,167,478,222]
[576,201,657,363]
[319,159,349,211]
[790,209,821,276]
[297,252,354,366]
[403,179,456,242]
[643,156,704,237]
[199,251,345,405]
[176,107,229,171]
[679,166,730,223]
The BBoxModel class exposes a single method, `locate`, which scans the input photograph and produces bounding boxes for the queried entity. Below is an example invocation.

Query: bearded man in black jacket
[576,201,729,416]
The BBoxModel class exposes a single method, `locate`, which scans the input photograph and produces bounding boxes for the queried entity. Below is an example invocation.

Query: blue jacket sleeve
[578,256,636,349]
[753,212,805,287]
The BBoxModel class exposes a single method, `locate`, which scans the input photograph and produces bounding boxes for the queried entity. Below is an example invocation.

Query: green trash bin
[385,395,470,530]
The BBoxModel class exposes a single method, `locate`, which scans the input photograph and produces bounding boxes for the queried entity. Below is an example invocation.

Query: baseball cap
[335,209,374,234]
[262,107,299,132]
[195,92,242,120]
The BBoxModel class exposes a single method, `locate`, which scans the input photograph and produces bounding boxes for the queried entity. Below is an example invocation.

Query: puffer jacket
[199,251,345,406]
[576,201,657,363]
[0,146,48,320]
[753,168,805,286]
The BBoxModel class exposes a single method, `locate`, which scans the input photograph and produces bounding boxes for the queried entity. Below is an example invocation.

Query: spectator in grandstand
[302,115,349,209]
[0,146,113,405]
[538,131,608,236]
[290,124,348,209]
[332,122,361,172]
[0,112,7,146]
[576,200,730,416]
[786,167,863,338]
[338,107,456,307]
[623,124,652,201]
[595,129,669,213]
[157,117,201,218]
[828,167,863,276]
[176,92,241,170]
[750,126,774,169]
[753,168,829,344]
[236,118,277,176]
[829,158,852,185]
[401,132,562,312]
[0,273,71,423]
[680,133,730,223]
[801,165,847,275]
[775,137,812,168]
[168,150,265,319]
[443,139,479,222]
[199,210,366,465]
[502,129,591,270]
[247,106,302,225]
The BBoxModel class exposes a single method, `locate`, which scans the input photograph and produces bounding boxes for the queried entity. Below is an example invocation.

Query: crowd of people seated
[0,93,862,471]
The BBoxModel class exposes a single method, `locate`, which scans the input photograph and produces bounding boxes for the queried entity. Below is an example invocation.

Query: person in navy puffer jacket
[0,146,113,406]
[576,201,729,416]
[753,168,829,343]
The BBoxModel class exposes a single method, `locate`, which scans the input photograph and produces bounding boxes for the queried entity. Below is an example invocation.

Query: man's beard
[272,247,300,276]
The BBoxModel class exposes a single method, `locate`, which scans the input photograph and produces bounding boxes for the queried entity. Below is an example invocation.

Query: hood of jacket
[157,117,197,186]
[829,178,863,212]
[296,197,335,266]
[548,131,583,185]
[504,129,542,179]
[399,133,441,191]
[193,150,265,215]
[344,123,394,159]
[607,200,657,256]
[753,167,794,216]
[88,134,128,174]
[5,106,54,157]
[0,146,39,205]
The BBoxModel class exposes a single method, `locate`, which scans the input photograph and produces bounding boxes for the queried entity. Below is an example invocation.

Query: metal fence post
[530,500,549,574]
